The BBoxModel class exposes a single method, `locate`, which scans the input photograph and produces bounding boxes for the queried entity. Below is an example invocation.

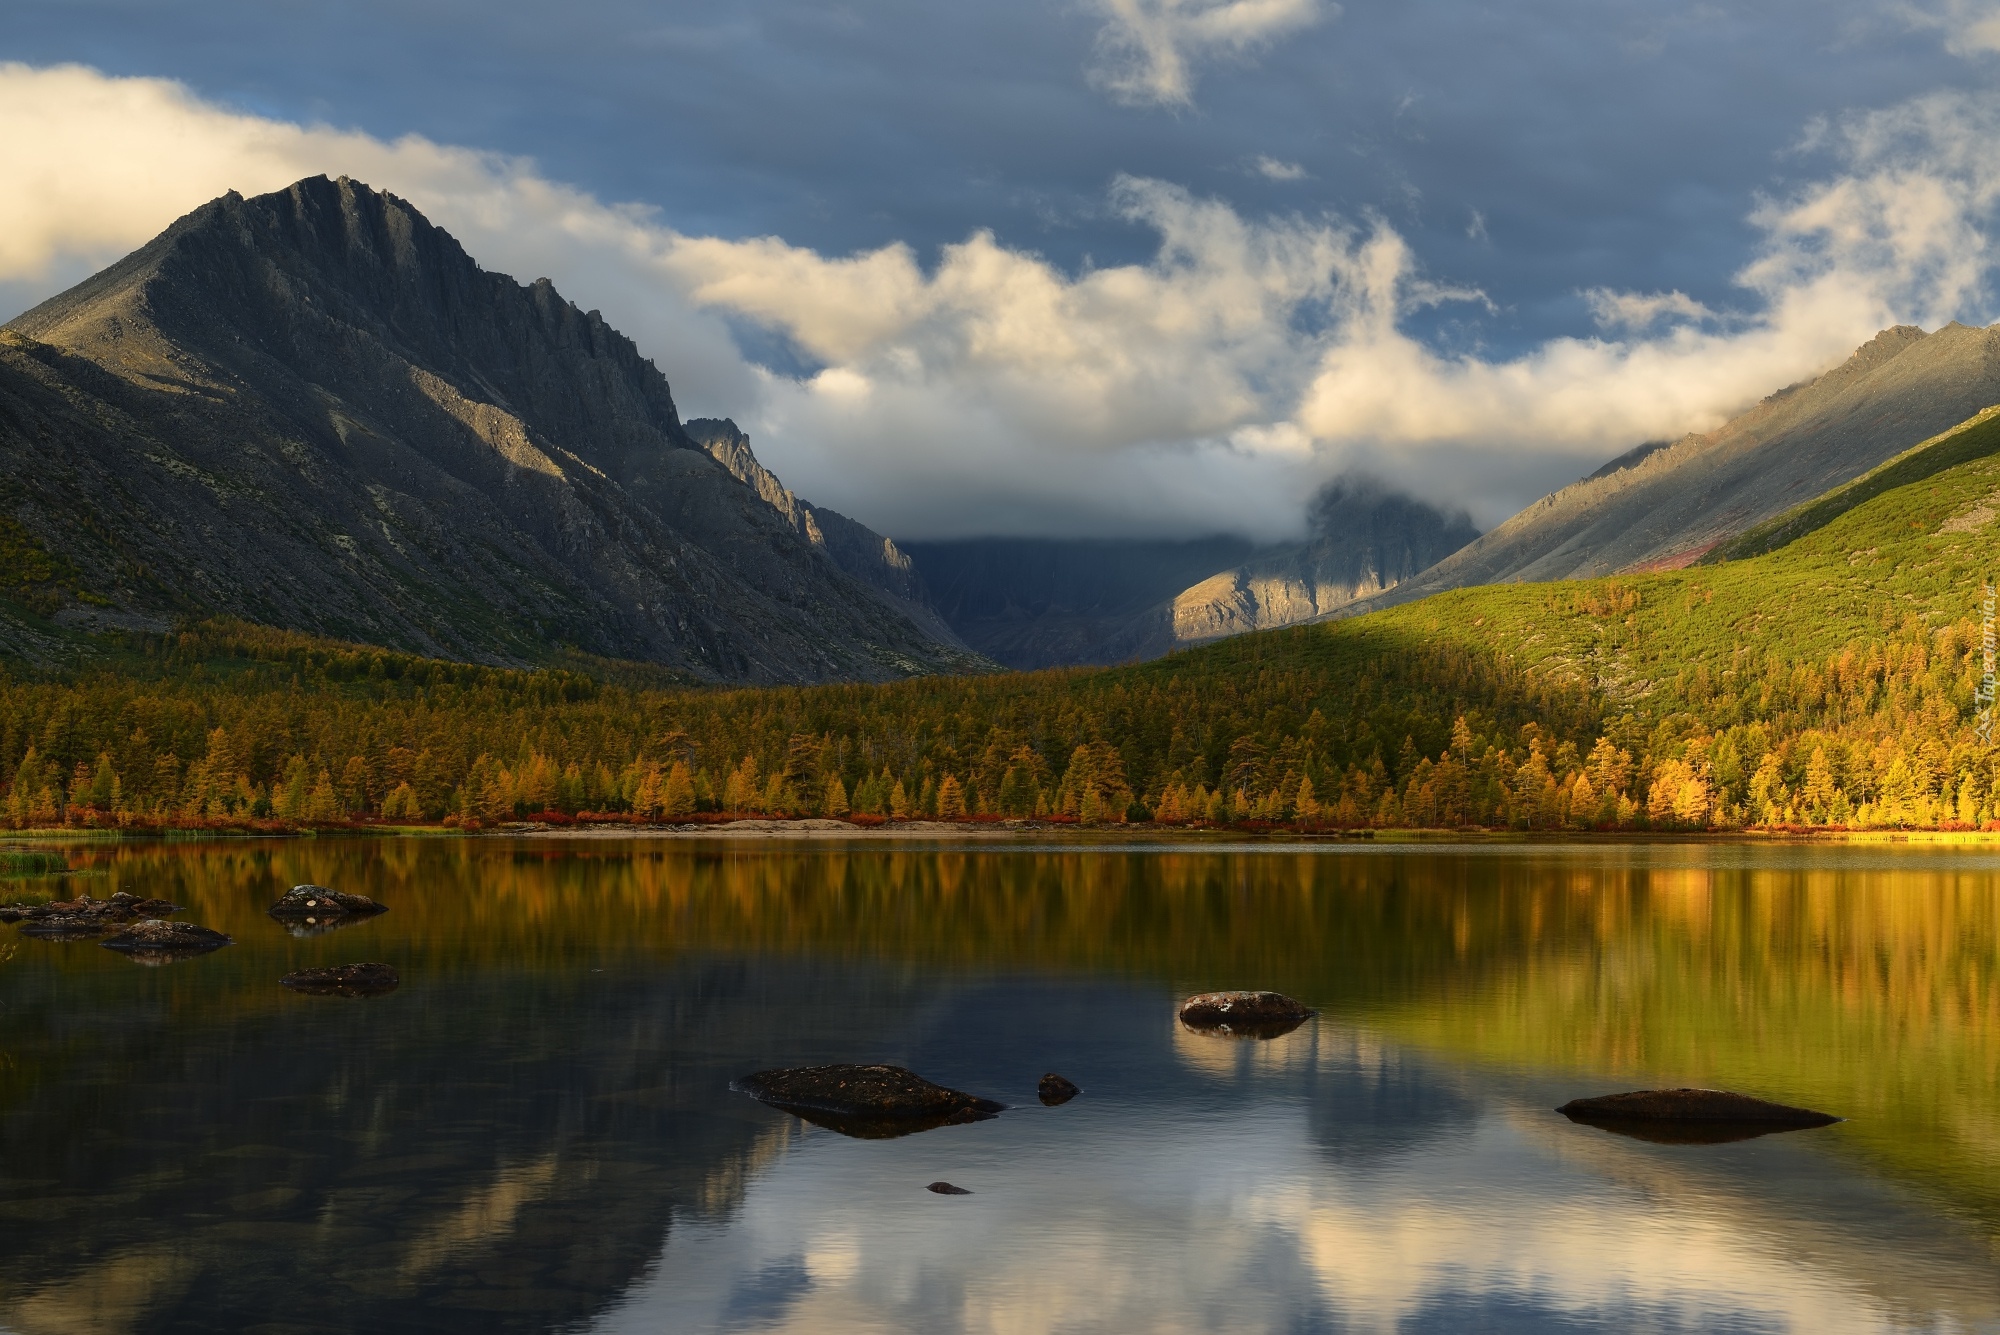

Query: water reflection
[0,838,1993,1332]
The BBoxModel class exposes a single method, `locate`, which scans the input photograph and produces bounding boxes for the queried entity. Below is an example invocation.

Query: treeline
[2,605,1995,834]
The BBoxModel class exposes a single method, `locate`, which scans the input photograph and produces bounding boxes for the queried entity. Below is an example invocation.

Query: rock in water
[733,1064,1005,1140]
[1038,1073,1080,1106]
[926,1182,973,1195]
[281,963,400,997]
[1557,1088,1840,1143]
[1176,991,1315,1039]
[268,886,388,923]
[4,891,181,931]
[99,919,232,960]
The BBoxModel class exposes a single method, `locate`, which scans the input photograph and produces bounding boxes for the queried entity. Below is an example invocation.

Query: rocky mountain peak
[0,177,981,681]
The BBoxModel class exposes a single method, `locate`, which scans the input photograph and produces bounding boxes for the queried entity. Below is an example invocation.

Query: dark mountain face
[897,536,1261,669]
[0,175,981,682]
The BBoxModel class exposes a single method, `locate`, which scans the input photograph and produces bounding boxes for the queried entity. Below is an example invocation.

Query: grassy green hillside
[2,404,1996,833]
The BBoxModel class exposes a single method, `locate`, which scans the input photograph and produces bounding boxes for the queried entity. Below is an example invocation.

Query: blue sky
[4,1,2000,537]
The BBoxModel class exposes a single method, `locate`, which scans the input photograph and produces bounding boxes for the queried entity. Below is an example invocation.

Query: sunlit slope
[1330,402,2000,712]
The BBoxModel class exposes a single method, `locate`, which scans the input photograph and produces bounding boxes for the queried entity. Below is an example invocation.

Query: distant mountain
[1161,479,1479,645]
[1338,322,2000,616]
[904,479,1477,669]
[899,536,1260,669]
[0,176,982,682]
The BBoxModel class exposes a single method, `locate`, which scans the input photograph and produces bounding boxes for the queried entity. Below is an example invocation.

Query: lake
[0,836,1996,1334]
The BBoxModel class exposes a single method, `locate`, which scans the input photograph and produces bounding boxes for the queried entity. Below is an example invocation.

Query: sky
[5,1,2000,540]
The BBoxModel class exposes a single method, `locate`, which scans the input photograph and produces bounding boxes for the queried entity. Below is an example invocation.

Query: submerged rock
[99,919,232,961]
[733,1064,1005,1140]
[926,1182,973,1195]
[281,962,401,997]
[1038,1073,1080,1106]
[268,885,387,925]
[1558,1088,1840,1143]
[1176,991,1315,1039]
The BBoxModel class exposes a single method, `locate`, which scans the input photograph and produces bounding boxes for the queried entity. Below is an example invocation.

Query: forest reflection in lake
[0,836,1995,1333]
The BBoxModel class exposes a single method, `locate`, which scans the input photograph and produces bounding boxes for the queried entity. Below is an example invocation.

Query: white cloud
[1583,288,1716,332]
[1253,155,1309,181]
[1086,0,1329,108]
[1901,0,2000,54]
[4,64,2000,539]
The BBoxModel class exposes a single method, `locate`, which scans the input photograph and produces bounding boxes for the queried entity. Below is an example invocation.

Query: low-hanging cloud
[1086,0,1329,108]
[3,63,2000,539]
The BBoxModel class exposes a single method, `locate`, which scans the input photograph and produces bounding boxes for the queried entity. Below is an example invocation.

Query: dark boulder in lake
[1558,1088,1840,1143]
[926,1182,973,1195]
[268,886,387,925]
[1038,1073,1080,1106]
[282,963,401,997]
[100,919,232,961]
[734,1064,1005,1140]
[1177,991,1315,1039]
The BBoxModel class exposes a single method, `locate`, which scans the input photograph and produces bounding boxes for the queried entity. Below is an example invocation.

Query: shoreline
[3,820,1998,846]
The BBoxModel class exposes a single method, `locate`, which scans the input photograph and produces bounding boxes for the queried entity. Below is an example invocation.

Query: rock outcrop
[0,175,982,683]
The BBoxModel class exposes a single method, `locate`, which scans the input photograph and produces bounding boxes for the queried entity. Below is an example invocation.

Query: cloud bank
[3,64,2000,539]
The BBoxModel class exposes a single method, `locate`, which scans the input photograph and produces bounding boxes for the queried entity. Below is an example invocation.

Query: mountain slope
[1336,322,2000,616]
[1159,478,1479,647]
[0,175,980,683]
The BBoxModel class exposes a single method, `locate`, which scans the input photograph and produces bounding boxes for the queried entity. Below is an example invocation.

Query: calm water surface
[1,837,1996,1334]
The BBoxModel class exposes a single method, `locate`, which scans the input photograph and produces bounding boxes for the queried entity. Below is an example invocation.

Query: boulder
[733,1064,1005,1140]
[281,962,400,997]
[3,891,180,929]
[1176,991,1315,1039]
[1558,1088,1840,1143]
[926,1182,973,1195]
[267,885,387,923]
[1038,1073,1080,1106]
[99,919,232,960]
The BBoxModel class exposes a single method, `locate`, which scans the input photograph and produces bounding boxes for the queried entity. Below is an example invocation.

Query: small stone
[1037,1073,1080,1106]
[268,885,387,921]
[926,1182,972,1195]
[281,962,400,997]
[1176,990,1315,1039]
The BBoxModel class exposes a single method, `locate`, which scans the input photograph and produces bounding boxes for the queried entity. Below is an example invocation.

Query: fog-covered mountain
[905,480,1479,668]
[0,176,982,682]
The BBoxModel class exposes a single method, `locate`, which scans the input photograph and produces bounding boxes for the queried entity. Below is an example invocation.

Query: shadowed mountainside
[0,175,981,683]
